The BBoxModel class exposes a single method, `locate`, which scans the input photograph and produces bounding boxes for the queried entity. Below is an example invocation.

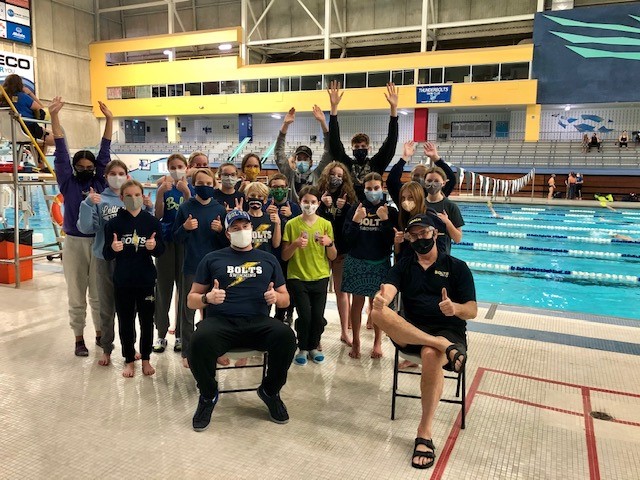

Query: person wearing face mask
[275,106,333,202]
[244,182,281,254]
[186,209,296,431]
[387,141,456,209]
[173,168,228,368]
[282,186,337,366]
[51,96,114,357]
[103,180,165,378]
[342,173,398,359]
[153,153,194,354]
[316,161,357,345]
[423,166,464,253]
[370,213,476,470]
[213,162,245,212]
[77,160,153,367]
[239,153,262,193]
[327,80,399,200]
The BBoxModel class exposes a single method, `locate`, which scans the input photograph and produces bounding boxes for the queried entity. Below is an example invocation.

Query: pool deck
[1,262,639,479]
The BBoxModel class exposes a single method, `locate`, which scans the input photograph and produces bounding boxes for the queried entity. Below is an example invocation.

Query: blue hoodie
[77,187,153,259]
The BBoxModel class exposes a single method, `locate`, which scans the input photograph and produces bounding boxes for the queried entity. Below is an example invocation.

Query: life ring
[50,193,64,227]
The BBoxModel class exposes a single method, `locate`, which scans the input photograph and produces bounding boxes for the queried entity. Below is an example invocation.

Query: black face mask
[411,237,435,255]
[352,148,368,164]
[248,197,263,210]
[75,169,95,183]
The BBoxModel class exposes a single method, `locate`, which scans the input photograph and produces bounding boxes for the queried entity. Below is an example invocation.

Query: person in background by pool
[238,153,262,193]
[575,173,584,200]
[566,172,577,200]
[618,131,629,148]
[581,134,590,153]
[387,141,456,208]
[486,200,502,219]
[588,133,602,152]
[52,96,113,357]
[547,174,556,200]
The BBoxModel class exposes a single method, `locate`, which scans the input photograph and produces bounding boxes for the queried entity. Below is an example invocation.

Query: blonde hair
[245,181,269,198]
[191,167,214,184]
[168,153,188,168]
[105,159,128,175]
[425,166,447,182]
[119,179,144,196]
[188,151,208,167]
[399,181,427,230]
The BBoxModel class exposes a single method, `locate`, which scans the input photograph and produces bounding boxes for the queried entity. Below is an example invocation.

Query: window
[345,72,366,88]
[221,81,239,94]
[501,62,529,80]
[392,69,414,86]
[185,83,202,96]
[301,75,323,91]
[203,82,220,95]
[270,78,280,92]
[430,68,443,83]
[323,73,344,88]
[444,66,470,83]
[260,79,269,93]
[279,77,290,92]
[152,85,167,97]
[168,84,184,96]
[121,86,136,99]
[240,80,259,93]
[368,71,390,87]
[418,68,443,84]
[471,64,499,82]
[290,77,301,91]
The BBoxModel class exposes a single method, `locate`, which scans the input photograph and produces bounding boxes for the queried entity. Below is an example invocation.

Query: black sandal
[445,343,467,373]
[411,437,436,469]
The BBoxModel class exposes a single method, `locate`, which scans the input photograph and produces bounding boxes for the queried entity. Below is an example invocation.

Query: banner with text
[416,85,452,104]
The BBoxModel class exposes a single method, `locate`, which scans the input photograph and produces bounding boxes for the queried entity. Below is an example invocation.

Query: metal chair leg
[391,348,399,420]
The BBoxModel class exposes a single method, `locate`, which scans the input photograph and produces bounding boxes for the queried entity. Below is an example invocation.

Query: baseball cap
[224,209,251,230]
[406,209,446,232]
[294,145,313,160]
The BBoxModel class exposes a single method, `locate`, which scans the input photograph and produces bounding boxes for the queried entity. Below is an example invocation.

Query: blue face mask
[365,190,384,205]
[296,161,310,174]
[195,185,214,200]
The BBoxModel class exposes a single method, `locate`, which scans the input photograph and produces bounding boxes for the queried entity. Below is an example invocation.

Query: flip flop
[411,437,436,469]
[445,343,467,373]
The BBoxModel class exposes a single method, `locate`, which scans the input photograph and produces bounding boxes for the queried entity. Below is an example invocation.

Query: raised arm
[275,108,295,176]
[370,84,399,173]
[388,141,414,206]
[49,97,72,189]
[424,142,456,196]
[95,101,113,179]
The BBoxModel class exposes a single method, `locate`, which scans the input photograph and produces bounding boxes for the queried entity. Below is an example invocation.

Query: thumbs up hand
[207,279,226,305]
[393,227,405,245]
[279,201,292,218]
[321,191,333,207]
[211,215,223,232]
[353,203,367,223]
[264,281,277,305]
[296,231,308,249]
[373,284,388,311]
[145,231,157,250]
[142,193,152,208]
[376,204,389,221]
[266,199,278,215]
[336,193,347,210]
[111,233,123,252]
[438,287,456,316]
[183,213,198,231]
[88,187,101,205]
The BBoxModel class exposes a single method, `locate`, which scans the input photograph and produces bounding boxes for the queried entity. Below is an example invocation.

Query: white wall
[538,107,640,141]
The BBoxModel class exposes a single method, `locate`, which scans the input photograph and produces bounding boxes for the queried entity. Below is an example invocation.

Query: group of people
[581,130,637,152]
[53,82,473,470]
[547,172,584,200]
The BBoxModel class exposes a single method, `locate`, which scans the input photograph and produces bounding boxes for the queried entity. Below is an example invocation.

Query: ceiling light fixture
[270,113,282,119]
[219,44,232,51]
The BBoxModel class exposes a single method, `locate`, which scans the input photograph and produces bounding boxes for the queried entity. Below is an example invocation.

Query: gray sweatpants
[180,273,196,359]
[62,235,101,337]
[95,257,116,354]
[154,240,184,339]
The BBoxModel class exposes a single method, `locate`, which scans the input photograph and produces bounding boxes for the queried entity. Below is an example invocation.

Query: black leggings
[288,277,329,351]
[114,286,155,363]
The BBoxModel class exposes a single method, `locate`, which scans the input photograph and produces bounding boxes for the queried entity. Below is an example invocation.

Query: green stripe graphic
[544,14,640,34]
[566,45,640,60]
[551,31,640,46]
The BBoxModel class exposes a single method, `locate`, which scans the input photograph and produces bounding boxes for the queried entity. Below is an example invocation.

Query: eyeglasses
[405,228,435,242]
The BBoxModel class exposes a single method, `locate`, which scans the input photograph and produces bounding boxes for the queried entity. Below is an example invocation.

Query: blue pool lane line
[464,221,640,235]
[458,242,640,260]
[465,229,640,244]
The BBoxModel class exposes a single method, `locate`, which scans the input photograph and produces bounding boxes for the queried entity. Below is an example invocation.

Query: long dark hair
[2,74,24,96]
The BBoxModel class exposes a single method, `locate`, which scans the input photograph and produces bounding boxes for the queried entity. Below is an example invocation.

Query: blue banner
[416,85,452,104]
[6,22,30,44]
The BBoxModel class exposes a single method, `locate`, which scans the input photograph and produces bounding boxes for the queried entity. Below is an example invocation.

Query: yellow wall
[89,28,537,117]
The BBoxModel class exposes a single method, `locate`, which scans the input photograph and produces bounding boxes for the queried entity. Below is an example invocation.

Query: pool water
[3,190,639,321]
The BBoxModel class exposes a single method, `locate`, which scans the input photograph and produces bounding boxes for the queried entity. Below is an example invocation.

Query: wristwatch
[201,293,210,305]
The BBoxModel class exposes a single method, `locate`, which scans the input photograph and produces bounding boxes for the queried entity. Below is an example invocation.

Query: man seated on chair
[371,212,477,470]
[187,209,296,432]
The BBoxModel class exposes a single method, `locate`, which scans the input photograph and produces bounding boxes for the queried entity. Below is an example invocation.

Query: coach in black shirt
[187,209,296,432]
[371,213,477,470]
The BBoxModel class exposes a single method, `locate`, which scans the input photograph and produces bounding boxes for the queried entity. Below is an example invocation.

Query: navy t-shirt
[385,252,476,331]
[160,183,195,241]
[250,213,277,254]
[212,189,246,211]
[194,247,285,318]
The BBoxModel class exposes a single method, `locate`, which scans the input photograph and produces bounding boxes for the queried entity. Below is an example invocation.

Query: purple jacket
[54,137,111,237]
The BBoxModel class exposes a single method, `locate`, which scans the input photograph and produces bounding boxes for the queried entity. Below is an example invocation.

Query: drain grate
[590,411,614,421]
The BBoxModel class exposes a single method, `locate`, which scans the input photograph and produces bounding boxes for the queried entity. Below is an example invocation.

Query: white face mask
[107,175,127,190]
[229,229,253,249]
[170,169,186,181]
[401,200,416,212]
[301,203,318,215]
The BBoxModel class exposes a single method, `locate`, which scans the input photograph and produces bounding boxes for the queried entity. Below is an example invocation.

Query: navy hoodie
[343,199,398,261]
[103,209,165,287]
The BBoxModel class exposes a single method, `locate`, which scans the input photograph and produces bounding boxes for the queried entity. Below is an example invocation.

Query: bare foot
[182,357,190,369]
[348,340,361,359]
[122,362,135,378]
[135,351,142,360]
[340,335,353,347]
[234,357,248,367]
[98,353,111,366]
[142,360,156,376]
[217,356,230,366]
[371,343,383,359]
[399,360,419,369]
[317,342,323,352]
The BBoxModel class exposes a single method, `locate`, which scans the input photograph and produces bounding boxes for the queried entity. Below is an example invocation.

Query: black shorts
[24,121,45,141]
[392,323,467,371]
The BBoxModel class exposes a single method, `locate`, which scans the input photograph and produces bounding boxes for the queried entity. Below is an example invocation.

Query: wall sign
[0,1,31,45]
[0,49,34,91]
[416,85,452,104]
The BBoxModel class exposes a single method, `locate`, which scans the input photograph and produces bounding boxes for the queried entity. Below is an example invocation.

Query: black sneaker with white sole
[257,386,289,424]
[192,392,219,432]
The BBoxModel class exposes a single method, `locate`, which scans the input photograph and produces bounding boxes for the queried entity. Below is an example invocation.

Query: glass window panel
[221,81,239,94]
[203,82,220,95]
[444,66,470,83]
[417,69,429,84]
[403,69,414,85]
[269,78,279,92]
[430,68,443,83]
[501,62,529,80]
[107,87,122,100]
[471,64,499,82]
[279,77,290,92]
[323,73,344,88]
[185,83,202,96]
[121,86,135,99]
[368,71,390,87]
[301,75,323,91]
[345,72,366,88]
[392,70,403,85]
[259,79,269,93]
[240,80,259,93]
[290,77,300,91]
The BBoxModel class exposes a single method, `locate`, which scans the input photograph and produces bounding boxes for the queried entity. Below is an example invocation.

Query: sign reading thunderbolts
[532,3,640,104]
[416,85,452,104]
[0,50,34,91]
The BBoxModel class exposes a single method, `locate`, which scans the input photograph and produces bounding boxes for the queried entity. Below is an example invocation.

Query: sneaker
[174,338,182,352]
[153,338,167,353]
[310,349,325,364]
[74,342,89,357]
[294,350,308,366]
[257,386,289,424]
[192,392,219,432]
